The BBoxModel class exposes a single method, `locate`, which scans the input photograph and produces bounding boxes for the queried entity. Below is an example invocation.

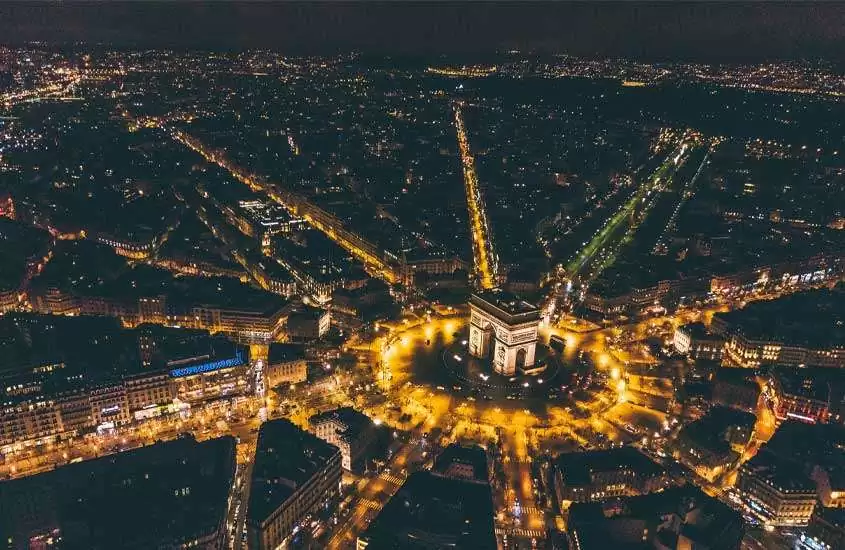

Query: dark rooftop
[765,420,845,472]
[714,285,845,350]
[432,444,489,483]
[678,405,756,455]
[470,288,540,324]
[555,446,664,487]
[0,218,52,290]
[359,470,496,550]
[0,435,236,549]
[568,486,744,550]
[741,448,816,493]
[247,419,340,524]
[309,407,373,438]
[0,313,138,397]
[771,368,831,403]
[678,322,714,340]
[267,342,306,365]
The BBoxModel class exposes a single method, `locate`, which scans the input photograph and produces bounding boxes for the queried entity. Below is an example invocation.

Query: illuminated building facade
[0,315,250,449]
[0,288,19,313]
[724,332,845,369]
[812,466,845,508]
[468,289,540,376]
[765,369,831,424]
[95,232,159,260]
[673,322,725,362]
[237,199,306,240]
[33,288,291,343]
[717,286,845,369]
[167,348,250,404]
[554,447,669,504]
[247,419,342,550]
[265,343,307,388]
[399,253,467,287]
[0,435,236,549]
[738,450,817,527]
[799,507,845,550]
[586,254,845,322]
[309,407,375,473]
[286,308,331,342]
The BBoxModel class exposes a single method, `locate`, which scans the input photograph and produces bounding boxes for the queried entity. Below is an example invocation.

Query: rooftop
[679,405,756,455]
[247,419,340,524]
[309,407,373,439]
[568,486,744,550]
[432,444,489,483]
[715,285,845,350]
[0,435,236,549]
[678,322,715,340]
[765,420,845,472]
[359,470,496,550]
[771,368,831,403]
[741,449,816,493]
[267,343,306,365]
[470,288,540,324]
[556,446,664,487]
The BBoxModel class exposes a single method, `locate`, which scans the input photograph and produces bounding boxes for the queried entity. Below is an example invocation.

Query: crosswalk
[496,527,546,540]
[519,505,545,517]
[379,472,405,486]
[360,498,381,511]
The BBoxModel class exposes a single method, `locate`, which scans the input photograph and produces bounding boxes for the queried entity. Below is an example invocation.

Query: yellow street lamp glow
[617,380,626,393]
[611,367,621,380]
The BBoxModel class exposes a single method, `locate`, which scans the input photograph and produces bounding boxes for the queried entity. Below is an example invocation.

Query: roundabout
[440,330,568,401]
[370,315,600,428]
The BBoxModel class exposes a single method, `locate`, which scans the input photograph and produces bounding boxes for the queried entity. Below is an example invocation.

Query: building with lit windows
[0,288,18,313]
[554,446,669,505]
[166,345,250,404]
[738,449,817,527]
[765,369,831,424]
[265,343,307,387]
[286,307,331,342]
[31,267,293,343]
[567,486,745,550]
[247,419,342,550]
[712,367,760,412]
[717,286,845,368]
[673,322,725,362]
[798,506,845,550]
[812,466,845,509]
[468,288,540,376]
[309,407,376,473]
[358,447,496,550]
[0,314,249,448]
[95,231,160,260]
[676,406,755,481]
[237,199,305,241]
[399,250,467,287]
[0,435,236,550]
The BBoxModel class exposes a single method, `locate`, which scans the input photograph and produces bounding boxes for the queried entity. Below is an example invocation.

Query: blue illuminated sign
[170,350,245,378]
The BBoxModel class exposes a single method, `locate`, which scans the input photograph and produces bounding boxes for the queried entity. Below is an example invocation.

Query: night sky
[2,2,845,61]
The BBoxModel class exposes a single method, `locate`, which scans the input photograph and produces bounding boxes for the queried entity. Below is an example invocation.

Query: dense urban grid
[1,44,845,550]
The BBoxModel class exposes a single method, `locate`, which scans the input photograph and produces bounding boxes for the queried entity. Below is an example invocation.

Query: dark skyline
[2,1,845,61]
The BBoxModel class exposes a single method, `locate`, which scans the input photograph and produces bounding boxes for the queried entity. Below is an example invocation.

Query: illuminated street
[454,102,498,289]
[3,13,845,550]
